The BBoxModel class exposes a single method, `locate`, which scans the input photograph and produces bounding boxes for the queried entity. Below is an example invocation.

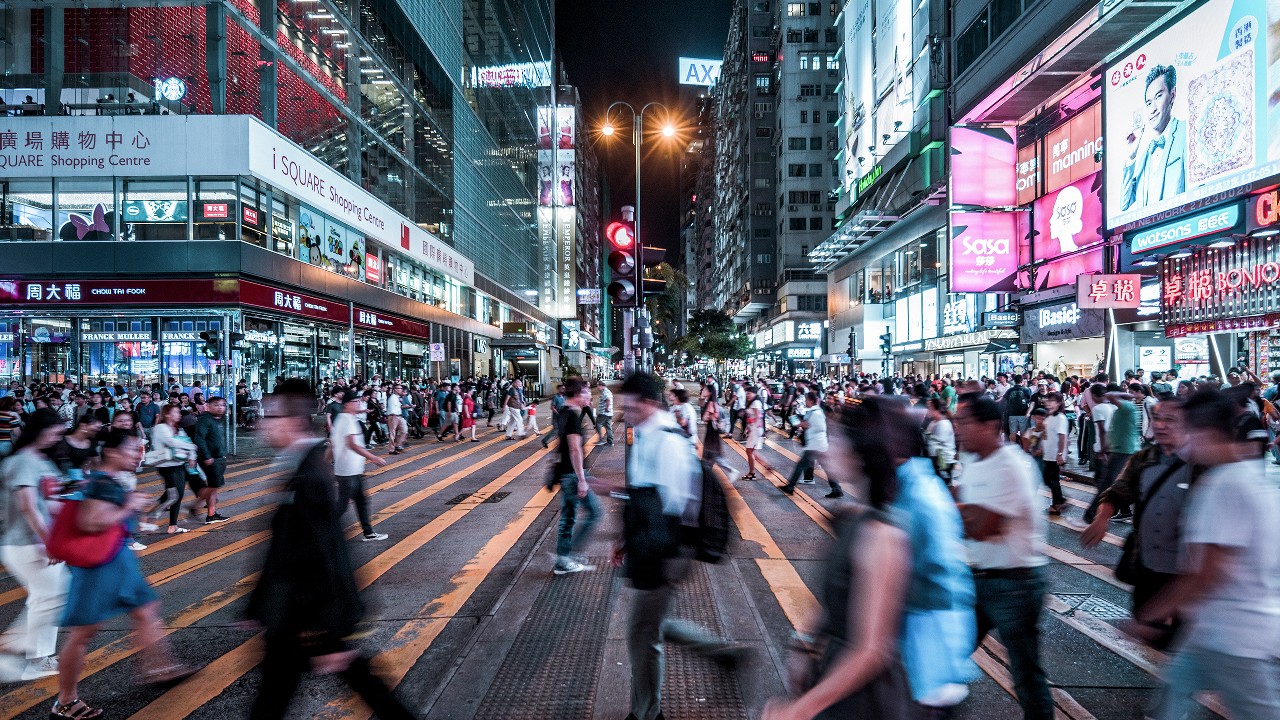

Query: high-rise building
[680,94,715,325]
[0,0,573,394]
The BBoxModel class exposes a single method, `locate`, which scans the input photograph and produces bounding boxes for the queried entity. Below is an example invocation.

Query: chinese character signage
[1161,235,1280,329]
[1076,274,1143,309]
[0,279,237,306]
[949,212,1020,292]
[1042,103,1102,195]
[1103,0,1280,230]
[0,116,242,178]
[239,280,349,324]
[1129,202,1242,254]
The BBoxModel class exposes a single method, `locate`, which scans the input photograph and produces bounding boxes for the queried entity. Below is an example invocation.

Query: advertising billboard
[949,211,1019,292]
[950,127,1017,207]
[1031,172,1105,289]
[677,57,723,86]
[840,0,874,195]
[1103,0,1280,229]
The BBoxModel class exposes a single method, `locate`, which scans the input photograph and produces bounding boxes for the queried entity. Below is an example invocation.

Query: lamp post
[601,101,678,376]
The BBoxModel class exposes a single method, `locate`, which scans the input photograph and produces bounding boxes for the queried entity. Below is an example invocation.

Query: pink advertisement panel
[950,127,1017,207]
[1030,172,1105,289]
[949,211,1020,292]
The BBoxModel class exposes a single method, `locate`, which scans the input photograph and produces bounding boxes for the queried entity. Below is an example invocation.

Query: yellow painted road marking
[127,437,579,720]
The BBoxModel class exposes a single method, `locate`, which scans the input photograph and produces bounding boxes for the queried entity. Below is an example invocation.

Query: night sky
[556,0,732,261]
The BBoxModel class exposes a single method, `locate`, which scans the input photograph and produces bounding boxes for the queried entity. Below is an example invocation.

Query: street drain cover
[1054,593,1130,620]
[484,492,511,503]
[445,493,472,505]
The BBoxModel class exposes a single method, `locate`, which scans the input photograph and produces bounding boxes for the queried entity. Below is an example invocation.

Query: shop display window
[122,178,188,241]
[0,320,18,383]
[23,318,74,383]
[1,180,54,241]
[236,178,270,249]
[193,178,237,241]
[83,318,156,387]
[161,318,222,385]
[55,179,117,241]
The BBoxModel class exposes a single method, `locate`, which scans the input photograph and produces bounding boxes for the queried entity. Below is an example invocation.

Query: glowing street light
[601,124,615,137]
[662,124,676,138]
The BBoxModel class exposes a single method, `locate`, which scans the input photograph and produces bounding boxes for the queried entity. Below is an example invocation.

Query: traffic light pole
[622,308,635,375]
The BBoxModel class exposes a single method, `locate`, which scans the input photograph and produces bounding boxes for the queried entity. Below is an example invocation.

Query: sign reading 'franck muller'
[1161,236,1280,329]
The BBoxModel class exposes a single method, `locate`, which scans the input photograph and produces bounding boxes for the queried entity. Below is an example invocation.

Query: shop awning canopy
[984,339,1021,353]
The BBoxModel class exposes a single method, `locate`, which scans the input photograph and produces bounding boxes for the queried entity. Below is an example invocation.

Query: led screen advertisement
[949,212,1019,293]
[1028,172,1105,289]
[950,127,1017,207]
[1103,0,1280,230]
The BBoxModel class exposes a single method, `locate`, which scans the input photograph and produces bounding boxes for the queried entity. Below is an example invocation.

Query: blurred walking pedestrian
[1138,390,1280,720]
[954,393,1053,720]
[764,396,913,720]
[247,380,416,720]
[616,372,748,720]
[52,429,194,720]
[331,389,389,542]
[782,391,842,498]
[191,396,229,524]
[552,378,597,576]
[0,409,69,681]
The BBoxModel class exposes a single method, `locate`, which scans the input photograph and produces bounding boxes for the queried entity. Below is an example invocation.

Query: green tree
[644,262,689,365]
[675,308,752,371]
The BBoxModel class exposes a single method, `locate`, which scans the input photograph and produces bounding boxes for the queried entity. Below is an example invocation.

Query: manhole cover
[445,493,472,505]
[484,491,511,504]
[1054,593,1130,620]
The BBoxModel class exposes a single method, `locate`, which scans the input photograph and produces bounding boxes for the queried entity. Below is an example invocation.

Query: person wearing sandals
[145,404,195,535]
[52,429,195,720]
[0,409,70,682]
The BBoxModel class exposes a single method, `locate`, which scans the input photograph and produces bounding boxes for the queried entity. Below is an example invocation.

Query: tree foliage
[674,308,752,365]
[644,263,689,365]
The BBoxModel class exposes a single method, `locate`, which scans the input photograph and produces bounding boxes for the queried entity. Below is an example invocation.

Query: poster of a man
[1120,65,1186,212]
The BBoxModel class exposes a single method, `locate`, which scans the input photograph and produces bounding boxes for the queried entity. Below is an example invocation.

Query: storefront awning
[983,339,1022,353]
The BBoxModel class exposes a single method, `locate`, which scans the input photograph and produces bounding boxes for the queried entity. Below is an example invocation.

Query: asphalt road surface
[0,387,1227,719]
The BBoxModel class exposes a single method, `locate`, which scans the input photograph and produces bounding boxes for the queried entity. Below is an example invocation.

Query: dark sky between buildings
[556,0,732,261]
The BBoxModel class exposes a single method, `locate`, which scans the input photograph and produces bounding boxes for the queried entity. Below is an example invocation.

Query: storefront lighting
[1252,228,1280,238]
[1133,259,1158,267]
[1168,250,1193,259]
[305,12,332,18]
[1208,239,1236,249]
[322,28,347,35]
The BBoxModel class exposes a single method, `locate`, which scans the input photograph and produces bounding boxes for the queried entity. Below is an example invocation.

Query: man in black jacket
[192,396,229,523]
[247,380,415,720]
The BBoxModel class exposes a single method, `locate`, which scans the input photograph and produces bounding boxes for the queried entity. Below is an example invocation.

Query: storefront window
[241,318,283,390]
[56,179,117,241]
[270,195,297,258]
[193,178,237,241]
[238,178,269,248]
[83,318,156,387]
[868,265,891,303]
[1,180,54,241]
[161,318,222,385]
[24,318,74,383]
[122,179,188,241]
[0,319,18,383]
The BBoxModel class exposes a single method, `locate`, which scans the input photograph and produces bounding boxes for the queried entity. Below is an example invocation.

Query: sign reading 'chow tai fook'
[1160,236,1280,331]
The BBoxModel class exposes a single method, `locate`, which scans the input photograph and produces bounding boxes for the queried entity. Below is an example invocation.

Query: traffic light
[847,331,856,357]
[199,330,222,360]
[879,331,892,356]
[606,218,639,308]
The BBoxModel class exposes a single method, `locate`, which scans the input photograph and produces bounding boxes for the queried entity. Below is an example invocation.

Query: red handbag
[46,497,127,568]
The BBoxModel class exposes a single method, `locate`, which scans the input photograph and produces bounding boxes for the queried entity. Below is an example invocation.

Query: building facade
[0,0,591,391]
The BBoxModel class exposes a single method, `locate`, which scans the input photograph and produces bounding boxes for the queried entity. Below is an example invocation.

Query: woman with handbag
[764,397,914,720]
[51,429,195,720]
[0,409,70,682]
[146,404,195,534]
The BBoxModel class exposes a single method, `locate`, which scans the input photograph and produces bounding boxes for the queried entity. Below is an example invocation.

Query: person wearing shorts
[742,386,765,480]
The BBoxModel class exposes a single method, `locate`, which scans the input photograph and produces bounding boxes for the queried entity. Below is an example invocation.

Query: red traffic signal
[606,221,635,250]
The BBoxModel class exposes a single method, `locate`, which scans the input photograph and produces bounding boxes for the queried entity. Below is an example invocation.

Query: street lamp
[599,101,680,375]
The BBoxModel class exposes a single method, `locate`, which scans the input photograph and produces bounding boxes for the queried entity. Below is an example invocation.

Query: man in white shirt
[384,384,407,455]
[954,392,1053,720]
[781,391,841,498]
[595,381,614,446]
[1139,390,1280,720]
[330,390,389,541]
[615,372,746,720]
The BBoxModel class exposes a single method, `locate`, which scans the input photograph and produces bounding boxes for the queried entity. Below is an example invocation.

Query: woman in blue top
[52,429,194,720]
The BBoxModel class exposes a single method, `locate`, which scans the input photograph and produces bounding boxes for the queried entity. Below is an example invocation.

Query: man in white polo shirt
[954,392,1053,720]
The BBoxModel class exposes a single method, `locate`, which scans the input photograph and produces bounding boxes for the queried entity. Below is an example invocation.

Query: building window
[755,202,772,213]
[809,217,823,230]
[826,110,839,123]
[800,84,821,96]
[808,163,823,177]
[753,178,772,189]
[825,84,838,95]
[799,54,810,70]
[809,3,821,15]
[787,164,807,177]
[788,137,807,150]
[753,1,771,12]
[754,228,773,239]
[755,75,772,91]
[752,24,771,37]
[800,110,808,123]
[990,0,1023,39]
[827,55,840,70]
[810,136,823,150]
[754,101,774,114]
[757,253,773,263]
[957,11,990,75]
[787,2,806,16]
[804,28,819,43]
[786,29,803,42]
[756,127,773,137]
[824,27,837,43]
[790,217,807,230]
[813,112,824,124]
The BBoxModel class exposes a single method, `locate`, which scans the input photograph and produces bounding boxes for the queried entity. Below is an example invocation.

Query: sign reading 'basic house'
[0,115,473,286]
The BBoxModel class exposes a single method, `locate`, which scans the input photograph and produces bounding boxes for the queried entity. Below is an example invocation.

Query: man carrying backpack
[1004,374,1033,443]
[613,372,748,720]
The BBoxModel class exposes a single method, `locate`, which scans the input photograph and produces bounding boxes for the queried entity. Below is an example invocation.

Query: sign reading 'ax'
[678,57,723,87]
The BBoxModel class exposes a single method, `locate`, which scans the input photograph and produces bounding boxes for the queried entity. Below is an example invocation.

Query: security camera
[1094,150,1103,163]
[882,134,891,143]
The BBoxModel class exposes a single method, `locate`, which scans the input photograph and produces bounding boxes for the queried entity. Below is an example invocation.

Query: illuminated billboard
[950,127,1017,207]
[678,57,723,86]
[949,211,1019,293]
[1103,0,1280,229]
[1030,172,1104,289]
[471,61,552,88]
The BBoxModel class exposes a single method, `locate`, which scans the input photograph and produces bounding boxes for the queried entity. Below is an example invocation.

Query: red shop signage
[354,307,430,340]
[0,278,239,306]
[239,280,350,324]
